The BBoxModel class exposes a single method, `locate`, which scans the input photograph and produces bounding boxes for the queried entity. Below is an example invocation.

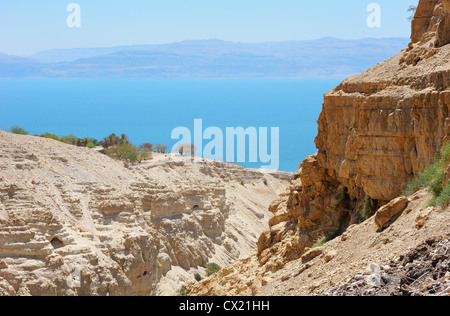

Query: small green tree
[137,150,152,163]
[76,138,89,147]
[155,144,168,153]
[139,143,154,152]
[60,134,79,145]
[136,143,153,162]
[10,126,29,135]
[194,273,202,282]
[105,143,139,162]
[101,133,129,149]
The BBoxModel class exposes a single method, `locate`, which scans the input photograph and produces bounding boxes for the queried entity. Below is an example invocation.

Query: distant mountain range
[0,38,410,79]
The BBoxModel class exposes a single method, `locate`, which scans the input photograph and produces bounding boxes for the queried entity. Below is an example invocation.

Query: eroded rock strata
[0,131,290,296]
[259,0,450,270]
[187,0,450,296]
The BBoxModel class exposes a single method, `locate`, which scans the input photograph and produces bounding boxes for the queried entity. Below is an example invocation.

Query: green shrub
[179,286,187,296]
[60,134,79,145]
[404,161,441,196]
[360,195,373,220]
[10,126,29,135]
[404,142,450,207]
[441,142,450,161]
[139,143,154,152]
[312,229,342,248]
[205,263,221,277]
[40,133,61,141]
[86,142,96,149]
[105,143,139,162]
[137,150,152,162]
[154,144,168,153]
[194,273,202,282]
[428,183,450,207]
[312,238,327,248]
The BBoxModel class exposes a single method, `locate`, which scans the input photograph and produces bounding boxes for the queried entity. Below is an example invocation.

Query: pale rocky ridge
[0,130,291,296]
[187,0,450,296]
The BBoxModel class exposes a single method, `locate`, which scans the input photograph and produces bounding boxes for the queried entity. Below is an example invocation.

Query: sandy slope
[256,190,449,296]
[186,189,449,296]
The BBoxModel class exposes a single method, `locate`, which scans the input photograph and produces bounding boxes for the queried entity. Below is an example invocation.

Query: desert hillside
[187,188,449,296]
[0,130,291,296]
[187,0,450,296]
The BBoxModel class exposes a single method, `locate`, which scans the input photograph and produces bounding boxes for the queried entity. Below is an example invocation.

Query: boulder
[375,197,409,231]
[323,250,337,263]
[301,247,323,263]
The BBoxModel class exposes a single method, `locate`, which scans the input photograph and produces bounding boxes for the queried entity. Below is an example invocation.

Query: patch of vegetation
[404,161,441,196]
[179,286,187,296]
[100,133,128,149]
[312,229,343,248]
[312,190,350,248]
[360,195,374,220]
[205,262,221,277]
[404,142,450,207]
[10,126,29,135]
[312,216,345,248]
[40,132,61,141]
[428,184,450,207]
[408,5,417,22]
[105,143,142,163]
[39,132,100,148]
[139,143,154,153]
[8,126,159,165]
[194,273,202,282]
[312,238,326,249]
[154,144,168,153]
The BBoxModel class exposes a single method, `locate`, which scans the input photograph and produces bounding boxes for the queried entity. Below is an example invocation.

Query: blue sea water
[0,79,341,173]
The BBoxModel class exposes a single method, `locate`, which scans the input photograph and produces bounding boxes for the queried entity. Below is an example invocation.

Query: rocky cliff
[257,0,450,270]
[0,131,290,296]
[187,0,450,296]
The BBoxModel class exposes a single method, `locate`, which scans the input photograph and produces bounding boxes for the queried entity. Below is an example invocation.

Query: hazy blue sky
[0,0,419,55]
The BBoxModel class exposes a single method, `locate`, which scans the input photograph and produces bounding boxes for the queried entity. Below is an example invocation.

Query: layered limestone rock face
[0,131,290,296]
[187,0,450,296]
[256,0,450,270]
[265,0,449,265]
[317,0,450,203]
[411,0,450,48]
